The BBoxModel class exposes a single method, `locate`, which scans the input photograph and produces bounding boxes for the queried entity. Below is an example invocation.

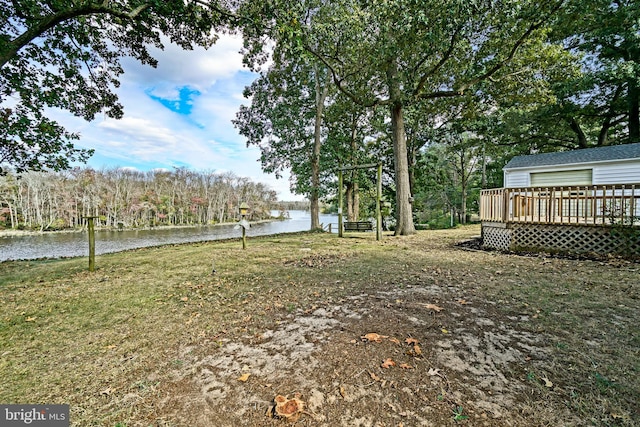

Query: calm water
[0,211,338,262]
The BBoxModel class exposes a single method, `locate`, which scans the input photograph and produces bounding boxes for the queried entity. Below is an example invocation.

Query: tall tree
[234,46,333,229]
[268,0,566,235]
[0,0,235,174]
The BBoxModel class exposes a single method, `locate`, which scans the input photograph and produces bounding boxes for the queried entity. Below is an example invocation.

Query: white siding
[504,159,640,188]
[593,160,640,184]
[504,171,529,188]
[530,169,592,186]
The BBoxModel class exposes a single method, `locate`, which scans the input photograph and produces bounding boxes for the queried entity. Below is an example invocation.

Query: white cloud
[121,34,245,89]
[49,32,302,201]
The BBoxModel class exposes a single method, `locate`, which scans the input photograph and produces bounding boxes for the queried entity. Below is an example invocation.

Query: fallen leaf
[381,358,396,369]
[237,373,251,382]
[362,333,388,343]
[389,337,400,345]
[421,303,444,312]
[180,297,189,302]
[369,372,381,381]
[413,344,422,356]
[405,337,419,345]
[273,394,305,422]
[339,386,347,399]
[427,368,440,376]
[441,328,449,334]
[399,363,413,369]
[542,377,553,388]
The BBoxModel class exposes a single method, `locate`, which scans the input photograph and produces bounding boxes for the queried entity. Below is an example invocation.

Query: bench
[344,221,373,232]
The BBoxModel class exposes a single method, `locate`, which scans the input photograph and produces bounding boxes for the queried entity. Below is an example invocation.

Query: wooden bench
[344,221,373,232]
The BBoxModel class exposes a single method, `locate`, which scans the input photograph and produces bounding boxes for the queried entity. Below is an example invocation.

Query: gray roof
[504,143,640,169]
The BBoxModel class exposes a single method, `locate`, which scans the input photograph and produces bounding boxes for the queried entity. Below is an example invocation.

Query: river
[0,211,339,262]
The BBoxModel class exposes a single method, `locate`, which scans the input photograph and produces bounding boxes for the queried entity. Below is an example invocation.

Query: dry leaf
[542,377,553,388]
[339,386,347,399]
[405,337,419,345]
[427,368,440,376]
[381,358,396,369]
[441,328,449,334]
[399,363,413,369]
[180,297,188,302]
[273,395,305,422]
[413,344,422,356]
[389,337,400,345]
[369,372,381,382]
[421,303,444,312]
[362,333,388,343]
[237,373,251,382]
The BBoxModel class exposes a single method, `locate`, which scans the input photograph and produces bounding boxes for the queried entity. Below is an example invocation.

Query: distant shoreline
[0,218,283,238]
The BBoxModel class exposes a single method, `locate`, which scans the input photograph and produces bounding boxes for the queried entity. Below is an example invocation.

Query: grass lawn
[0,226,638,426]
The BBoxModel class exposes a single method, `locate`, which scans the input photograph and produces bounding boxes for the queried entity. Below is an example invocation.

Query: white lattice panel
[511,224,640,257]
[481,222,640,257]
[482,225,511,251]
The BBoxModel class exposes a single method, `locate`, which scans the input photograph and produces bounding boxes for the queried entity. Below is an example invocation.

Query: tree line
[0,168,278,231]
[2,1,639,232]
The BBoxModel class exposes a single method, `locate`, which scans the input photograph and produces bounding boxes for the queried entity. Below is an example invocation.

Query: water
[0,211,338,262]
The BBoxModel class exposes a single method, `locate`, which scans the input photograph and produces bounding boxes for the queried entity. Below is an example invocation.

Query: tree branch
[303,42,389,108]
[413,25,462,97]
[1,2,153,68]
[417,0,565,100]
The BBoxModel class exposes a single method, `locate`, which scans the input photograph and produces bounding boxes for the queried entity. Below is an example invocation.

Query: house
[480,144,640,257]
[503,143,640,188]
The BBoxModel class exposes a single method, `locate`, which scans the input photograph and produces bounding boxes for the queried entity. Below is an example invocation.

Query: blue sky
[52,34,301,201]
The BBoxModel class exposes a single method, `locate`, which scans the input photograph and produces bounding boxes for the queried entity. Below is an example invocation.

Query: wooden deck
[480,184,640,226]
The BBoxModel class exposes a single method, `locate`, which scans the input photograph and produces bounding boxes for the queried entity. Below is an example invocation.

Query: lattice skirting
[482,222,511,251]
[482,223,640,257]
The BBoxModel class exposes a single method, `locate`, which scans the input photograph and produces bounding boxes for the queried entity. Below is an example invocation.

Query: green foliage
[0,1,234,173]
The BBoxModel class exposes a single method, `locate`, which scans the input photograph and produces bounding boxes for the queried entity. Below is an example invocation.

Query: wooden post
[338,169,344,238]
[85,216,98,272]
[242,225,246,250]
[376,163,382,241]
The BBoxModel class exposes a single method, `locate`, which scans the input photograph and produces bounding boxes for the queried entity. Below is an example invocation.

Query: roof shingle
[504,143,640,169]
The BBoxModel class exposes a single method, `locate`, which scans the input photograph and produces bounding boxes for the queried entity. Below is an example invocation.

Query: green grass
[1,227,638,426]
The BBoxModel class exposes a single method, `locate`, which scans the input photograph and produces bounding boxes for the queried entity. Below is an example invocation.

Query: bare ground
[1,226,638,426]
[141,232,639,426]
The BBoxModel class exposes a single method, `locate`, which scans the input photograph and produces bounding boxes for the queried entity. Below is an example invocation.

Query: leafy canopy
[0,0,235,174]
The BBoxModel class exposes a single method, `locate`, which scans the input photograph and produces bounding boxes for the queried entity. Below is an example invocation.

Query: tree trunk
[345,181,360,222]
[387,60,416,236]
[346,181,354,221]
[389,102,416,235]
[569,117,588,148]
[310,67,329,230]
[628,77,639,143]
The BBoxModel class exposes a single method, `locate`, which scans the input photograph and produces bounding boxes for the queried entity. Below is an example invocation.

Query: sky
[53,34,302,201]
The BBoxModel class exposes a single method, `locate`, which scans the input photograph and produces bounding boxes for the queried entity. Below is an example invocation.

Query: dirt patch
[2,227,637,426]
[152,282,578,426]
